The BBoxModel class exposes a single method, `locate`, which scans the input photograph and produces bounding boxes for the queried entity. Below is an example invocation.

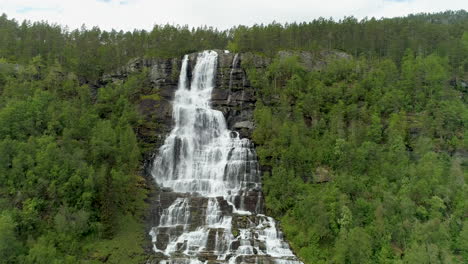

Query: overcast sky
[1,0,467,31]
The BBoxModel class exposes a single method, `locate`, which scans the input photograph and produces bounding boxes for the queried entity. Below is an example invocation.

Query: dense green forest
[0,10,467,263]
[249,50,467,263]
[1,10,468,81]
[0,56,154,262]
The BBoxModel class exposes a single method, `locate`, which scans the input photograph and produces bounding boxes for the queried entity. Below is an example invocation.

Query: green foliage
[458,221,468,260]
[229,11,468,64]
[0,14,228,81]
[0,54,147,262]
[1,11,468,81]
[0,213,23,263]
[249,50,467,263]
[84,214,148,264]
[334,227,372,264]
[0,9,467,264]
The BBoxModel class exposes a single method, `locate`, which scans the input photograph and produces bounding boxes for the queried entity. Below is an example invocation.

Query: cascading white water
[229,53,239,90]
[152,51,259,200]
[150,50,302,264]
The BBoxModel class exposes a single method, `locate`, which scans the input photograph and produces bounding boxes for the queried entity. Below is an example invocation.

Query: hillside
[0,10,467,264]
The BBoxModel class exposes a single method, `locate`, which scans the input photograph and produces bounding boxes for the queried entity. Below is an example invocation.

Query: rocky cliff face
[103,57,182,151]
[101,50,350,148]
[100,50,350,263]
[102,51,263,149]
[103,52,266,262]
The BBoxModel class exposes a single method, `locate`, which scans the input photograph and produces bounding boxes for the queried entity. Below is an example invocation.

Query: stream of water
[149,50,302,264]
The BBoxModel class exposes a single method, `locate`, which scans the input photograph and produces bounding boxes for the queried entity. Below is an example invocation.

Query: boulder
[233,121,255,130]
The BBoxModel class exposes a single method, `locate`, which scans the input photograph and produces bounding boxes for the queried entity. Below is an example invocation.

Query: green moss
[232,228,239,237]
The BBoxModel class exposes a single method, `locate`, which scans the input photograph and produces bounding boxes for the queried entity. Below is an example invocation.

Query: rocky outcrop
[277,50,351,71]
[101,51,264,149]
[100,49,351,263]
[101,52,266,261]
[103,57,182,152]
[101,49,350,148]
[211,51,267,139]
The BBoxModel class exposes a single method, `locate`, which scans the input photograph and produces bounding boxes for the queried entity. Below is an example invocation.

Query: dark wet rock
[100,51,260,149]
[99,49,349,264]
[155,233,170,250]
[100,49,349,147]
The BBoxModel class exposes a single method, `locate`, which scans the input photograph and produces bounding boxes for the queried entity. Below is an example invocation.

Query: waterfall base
[149,191,301,264]
[149,51,302,264]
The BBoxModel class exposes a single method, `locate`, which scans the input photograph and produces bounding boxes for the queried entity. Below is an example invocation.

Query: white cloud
[0,0,466,31]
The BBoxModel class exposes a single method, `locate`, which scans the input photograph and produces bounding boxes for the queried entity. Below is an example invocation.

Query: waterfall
[149,51,302,264]
[229,53,240,90]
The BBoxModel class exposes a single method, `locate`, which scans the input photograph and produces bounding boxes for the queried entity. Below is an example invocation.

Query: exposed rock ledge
[98,49,351,260]
[101,49,350,151]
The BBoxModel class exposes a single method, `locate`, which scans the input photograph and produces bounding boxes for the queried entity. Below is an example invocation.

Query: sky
[1,0,467,31]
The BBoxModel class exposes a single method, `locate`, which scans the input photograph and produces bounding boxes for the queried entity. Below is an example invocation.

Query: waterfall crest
[150,50,302,264]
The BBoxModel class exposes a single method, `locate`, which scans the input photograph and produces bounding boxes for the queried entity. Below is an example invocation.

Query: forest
[249,50,467,263]
[0,10,467,263]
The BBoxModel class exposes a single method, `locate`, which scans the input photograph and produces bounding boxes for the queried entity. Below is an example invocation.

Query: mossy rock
[232,227,240,237]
